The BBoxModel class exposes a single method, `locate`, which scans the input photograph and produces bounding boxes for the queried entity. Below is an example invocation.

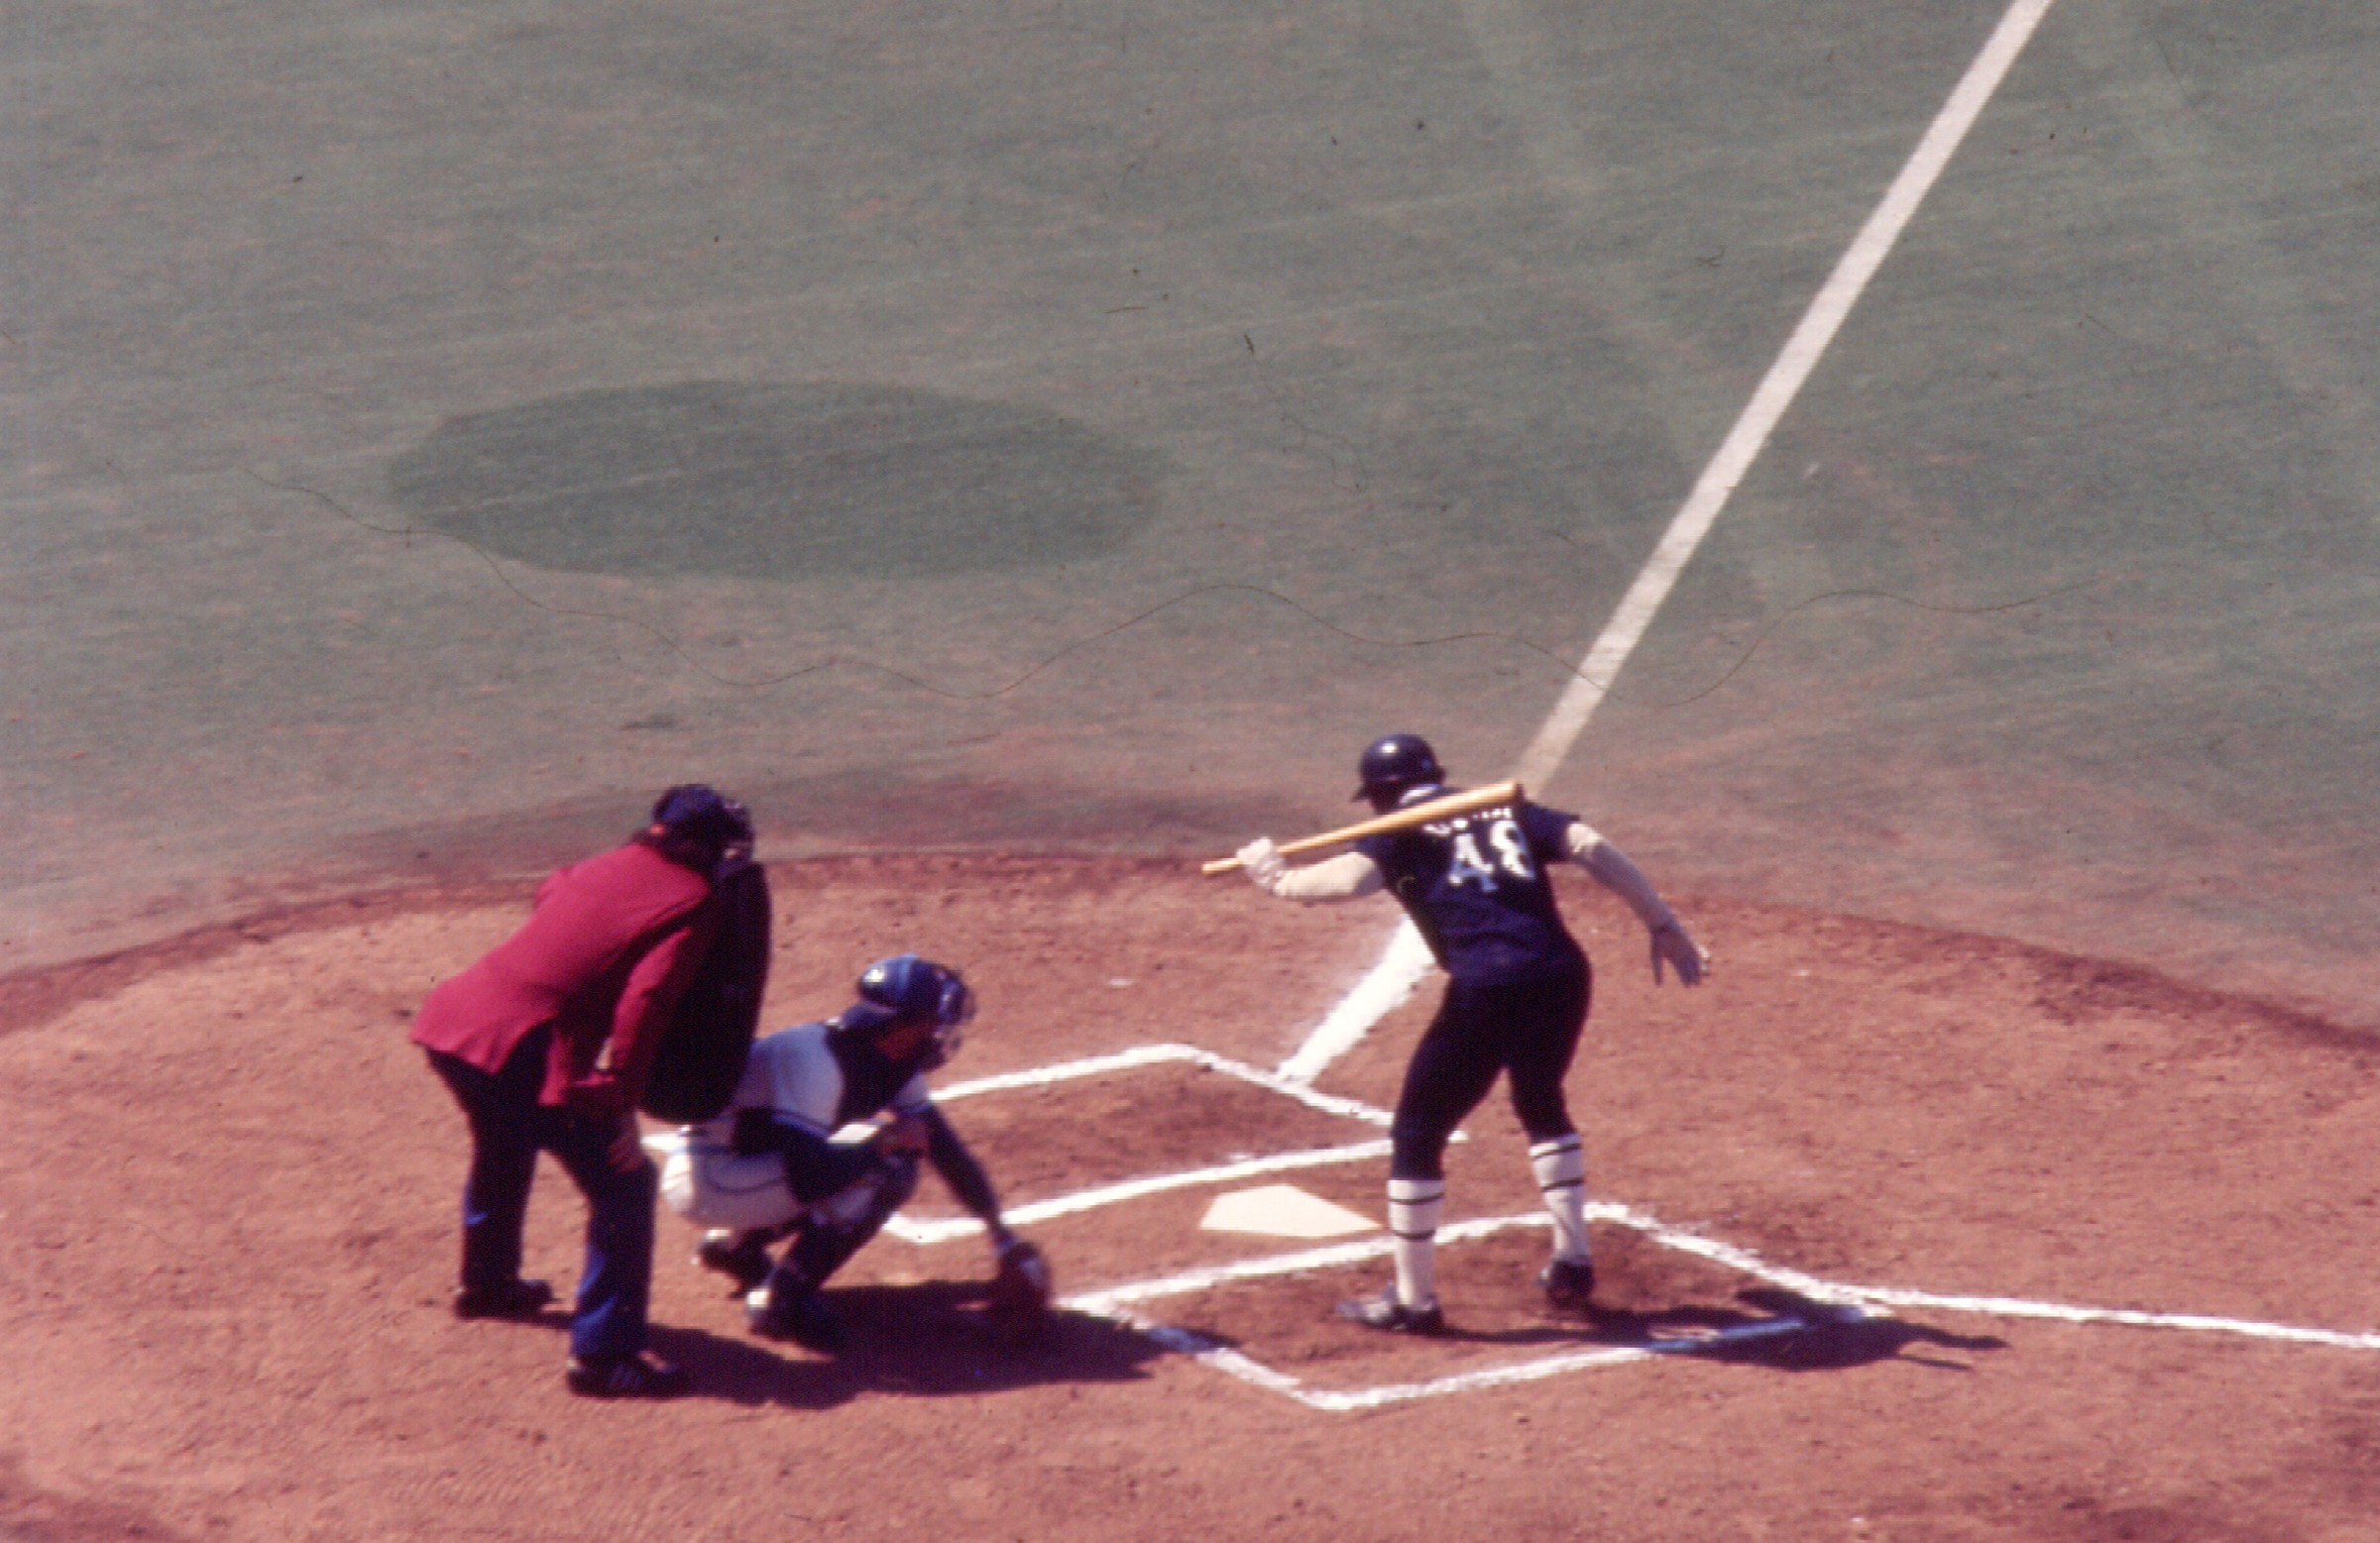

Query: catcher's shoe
[452,1277,554,1321]
[745,1288,848,1355]
[694,1230,772,1296]
[1539,1258,1597,1315]
[565,1352,691,1400]
[1334,1286,1446,1336]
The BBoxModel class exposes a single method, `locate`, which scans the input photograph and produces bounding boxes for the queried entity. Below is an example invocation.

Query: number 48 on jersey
[1443,816,1537,892]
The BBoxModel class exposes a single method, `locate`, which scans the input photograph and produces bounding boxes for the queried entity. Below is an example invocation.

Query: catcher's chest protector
[640,862,773,1124]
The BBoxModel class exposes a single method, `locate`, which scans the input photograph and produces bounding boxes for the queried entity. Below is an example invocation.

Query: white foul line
[1276,0,2062,1084]
[1514,0,2059,787]
[1275,924,1434,1084]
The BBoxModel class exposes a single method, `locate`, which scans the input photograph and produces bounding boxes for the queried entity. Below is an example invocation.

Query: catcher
[654,954,1050,1353]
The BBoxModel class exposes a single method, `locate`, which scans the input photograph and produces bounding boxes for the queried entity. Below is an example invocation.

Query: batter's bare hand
[1650,921,1709,986]
[607,1113,647,1173]
[1236,836,1287,888]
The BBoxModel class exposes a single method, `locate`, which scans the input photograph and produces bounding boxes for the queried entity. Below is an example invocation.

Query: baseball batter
[656,954,1046,1353]
[1234,734,1709,1333]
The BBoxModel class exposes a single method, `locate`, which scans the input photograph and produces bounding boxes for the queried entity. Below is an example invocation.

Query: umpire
[1234,735,1708,1334]
[412,785,753,1398]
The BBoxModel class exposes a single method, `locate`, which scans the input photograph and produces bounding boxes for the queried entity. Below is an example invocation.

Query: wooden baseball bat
[1201,780,1525,876]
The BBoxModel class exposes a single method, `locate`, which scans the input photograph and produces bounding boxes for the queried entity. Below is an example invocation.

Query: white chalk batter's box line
[933,1042,1393,1124]
[881,1044,2380,1411]
[1066,1205,2380,1413]
[883,1042,1465,1246]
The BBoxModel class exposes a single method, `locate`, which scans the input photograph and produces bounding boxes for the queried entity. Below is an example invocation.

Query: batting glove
[1650,921,1710,986]
[1236,836,1288,890]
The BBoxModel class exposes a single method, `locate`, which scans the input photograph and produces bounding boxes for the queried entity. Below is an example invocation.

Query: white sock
[1530,1135,1591,1265]
[1386,1177,1445,1307]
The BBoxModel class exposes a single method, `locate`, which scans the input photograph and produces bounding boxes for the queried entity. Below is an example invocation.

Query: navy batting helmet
[1352,733,1445,807]
[853,953,976,1068]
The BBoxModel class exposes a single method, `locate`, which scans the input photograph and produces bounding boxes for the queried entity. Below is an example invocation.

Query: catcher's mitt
[986,1239,1053,1348]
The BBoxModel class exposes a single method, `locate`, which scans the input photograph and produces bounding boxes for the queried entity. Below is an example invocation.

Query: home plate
[1200,1184,1379,1240]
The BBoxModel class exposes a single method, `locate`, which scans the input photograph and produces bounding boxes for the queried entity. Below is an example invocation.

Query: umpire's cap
[648,784,754,853]
[1352,733,1444,805]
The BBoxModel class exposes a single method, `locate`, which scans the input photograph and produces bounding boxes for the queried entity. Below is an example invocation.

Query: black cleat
[1539,1258,1597,1315]
[1334,1286,1446,1336]
[745,1289,848,1355]
[565,1352,691,1400]
[452,1277,554,1321]
[695,1230,773,1296]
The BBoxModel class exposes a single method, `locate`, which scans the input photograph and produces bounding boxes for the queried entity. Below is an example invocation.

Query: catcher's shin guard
[745,1218,869,1354]
[766,1151,921,1299]
[696,1227,784,1295]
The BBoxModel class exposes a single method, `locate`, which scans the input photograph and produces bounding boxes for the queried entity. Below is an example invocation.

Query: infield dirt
[6,855,2378,1541]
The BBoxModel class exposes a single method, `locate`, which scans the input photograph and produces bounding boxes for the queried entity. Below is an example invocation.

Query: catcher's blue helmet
[1352,733,1444,808]
[853,953,975,1067]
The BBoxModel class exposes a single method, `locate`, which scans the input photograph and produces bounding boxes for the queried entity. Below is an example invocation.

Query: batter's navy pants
[425,1026,657,1363]
[1389,961,1592,1181]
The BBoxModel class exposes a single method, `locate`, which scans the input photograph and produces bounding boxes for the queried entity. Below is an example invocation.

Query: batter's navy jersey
[1357,792,1586,985]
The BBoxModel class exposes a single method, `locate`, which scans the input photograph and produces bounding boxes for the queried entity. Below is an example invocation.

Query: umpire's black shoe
[745,1289,848,1355]
[452,1277,554,1321]
[1538,1258,1597,1315]
[565,1352,692,1400]
[695,1230,773,1296]
[1335,1286,1446,1336]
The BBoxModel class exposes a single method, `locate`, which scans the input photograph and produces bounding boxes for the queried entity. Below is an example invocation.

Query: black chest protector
[638,859,773,1124]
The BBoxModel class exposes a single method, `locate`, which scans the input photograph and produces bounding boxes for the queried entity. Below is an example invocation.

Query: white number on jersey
[1446,828,1500,891]
[1488,818,1537,880]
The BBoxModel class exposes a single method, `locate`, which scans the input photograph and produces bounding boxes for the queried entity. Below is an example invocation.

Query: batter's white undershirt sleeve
[1564,822,1678,932]
[1260,851,1386,902]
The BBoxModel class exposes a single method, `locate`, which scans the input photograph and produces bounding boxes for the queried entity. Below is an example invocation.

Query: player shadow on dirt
[1701,1288,2007,1373]
[642,1281,1164,1409]
[1382,1287,2004,1375]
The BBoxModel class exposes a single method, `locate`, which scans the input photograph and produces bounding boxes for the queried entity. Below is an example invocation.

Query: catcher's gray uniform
[656,956,1049,1349]
[659,1020,932,1231]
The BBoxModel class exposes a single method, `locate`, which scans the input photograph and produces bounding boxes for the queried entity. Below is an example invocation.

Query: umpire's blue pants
[425,1027,657,1363]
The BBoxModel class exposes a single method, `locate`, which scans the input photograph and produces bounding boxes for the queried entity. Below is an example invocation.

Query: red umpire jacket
[412,840,722,1115]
